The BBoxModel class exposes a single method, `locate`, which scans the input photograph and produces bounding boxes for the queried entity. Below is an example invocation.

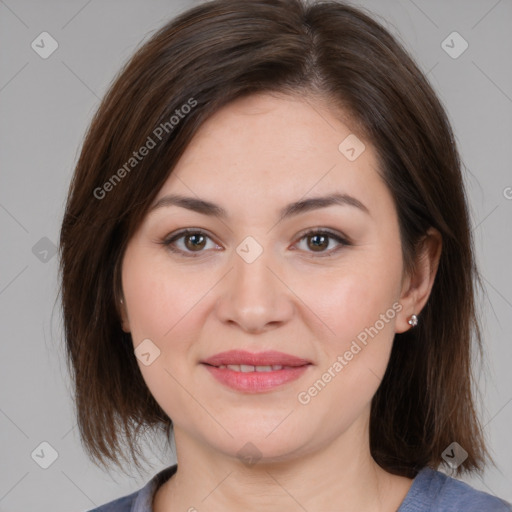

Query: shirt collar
[132,464,178,512]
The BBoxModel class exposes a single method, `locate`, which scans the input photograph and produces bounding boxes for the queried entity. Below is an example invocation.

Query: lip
[202,350,311,367]
[201,350,312,393]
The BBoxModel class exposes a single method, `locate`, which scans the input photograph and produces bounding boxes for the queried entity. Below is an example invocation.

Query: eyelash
[160,228,351,258]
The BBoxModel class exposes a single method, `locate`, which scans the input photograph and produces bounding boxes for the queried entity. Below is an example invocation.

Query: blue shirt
[87,464,511,511]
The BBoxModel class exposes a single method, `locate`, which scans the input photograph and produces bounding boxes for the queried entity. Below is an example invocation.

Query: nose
[215,242,294,334]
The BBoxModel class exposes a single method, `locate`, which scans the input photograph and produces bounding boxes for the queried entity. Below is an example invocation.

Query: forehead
[153,92,392,220]
[176,92,367,173]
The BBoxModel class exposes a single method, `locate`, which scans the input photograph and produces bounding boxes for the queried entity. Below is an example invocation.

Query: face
[120,92,414,463]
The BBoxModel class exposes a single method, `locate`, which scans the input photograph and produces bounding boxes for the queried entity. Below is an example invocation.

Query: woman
[59,0,511,510]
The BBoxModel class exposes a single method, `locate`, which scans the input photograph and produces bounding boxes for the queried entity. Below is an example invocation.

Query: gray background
[1,0,511,510]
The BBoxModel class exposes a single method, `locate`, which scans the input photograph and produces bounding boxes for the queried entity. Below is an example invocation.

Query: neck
[154,416,413,512]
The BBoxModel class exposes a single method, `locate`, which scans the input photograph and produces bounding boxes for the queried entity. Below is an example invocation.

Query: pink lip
[201,350,312,393]
[202,350,311,367]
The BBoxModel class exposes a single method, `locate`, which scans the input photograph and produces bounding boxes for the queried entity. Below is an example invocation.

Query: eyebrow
[149,192,370,221]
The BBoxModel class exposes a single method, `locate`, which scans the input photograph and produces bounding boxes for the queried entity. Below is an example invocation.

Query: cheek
[122,244,203,342]
[121,244,210,381]
[295,270,400,429]
[301,246,403,398]
[308,260,401,343]
[121,249,206,421]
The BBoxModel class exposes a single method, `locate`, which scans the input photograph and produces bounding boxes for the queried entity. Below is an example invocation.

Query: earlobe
[395,227,442,333]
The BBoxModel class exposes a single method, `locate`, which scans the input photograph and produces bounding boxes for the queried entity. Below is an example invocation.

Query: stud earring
[408,314,418,327]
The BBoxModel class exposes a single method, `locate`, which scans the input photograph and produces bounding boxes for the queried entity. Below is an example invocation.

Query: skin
[119,92,442,512]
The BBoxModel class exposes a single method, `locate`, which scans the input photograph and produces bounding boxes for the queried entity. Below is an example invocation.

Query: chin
[193,421,313,465]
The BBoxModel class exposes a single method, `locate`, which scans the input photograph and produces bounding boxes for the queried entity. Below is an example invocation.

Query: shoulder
[86,490,138,512]
[399,467,511,512]
[85,464,178,512]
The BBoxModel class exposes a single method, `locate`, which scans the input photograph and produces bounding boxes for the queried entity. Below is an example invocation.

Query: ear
[395,227,442,333]
[118,296,131,333]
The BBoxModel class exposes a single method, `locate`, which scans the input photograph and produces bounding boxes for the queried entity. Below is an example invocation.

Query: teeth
[219,364,285,372]
[255,365,272,372]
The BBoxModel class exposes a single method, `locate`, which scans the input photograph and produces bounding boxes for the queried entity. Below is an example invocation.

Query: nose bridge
[216,235,292,331]
[233,236,276,307]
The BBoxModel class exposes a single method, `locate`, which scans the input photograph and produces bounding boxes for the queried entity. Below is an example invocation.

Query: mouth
[209,363,299,372]
[202,349,312,367]
[201,350,312,392]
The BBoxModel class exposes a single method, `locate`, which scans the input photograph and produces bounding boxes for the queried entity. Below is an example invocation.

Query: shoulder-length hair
[59,0,487,477]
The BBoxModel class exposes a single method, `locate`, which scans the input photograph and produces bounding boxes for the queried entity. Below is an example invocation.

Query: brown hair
[59,0,487,478]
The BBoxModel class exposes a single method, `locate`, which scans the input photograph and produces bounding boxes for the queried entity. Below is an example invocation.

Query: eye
[161,229,221,258]
[294,228,350,257]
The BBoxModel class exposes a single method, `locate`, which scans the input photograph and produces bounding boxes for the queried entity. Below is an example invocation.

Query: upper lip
[202,350,312,367]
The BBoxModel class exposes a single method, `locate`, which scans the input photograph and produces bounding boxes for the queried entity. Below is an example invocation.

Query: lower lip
[202,364,311,392]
